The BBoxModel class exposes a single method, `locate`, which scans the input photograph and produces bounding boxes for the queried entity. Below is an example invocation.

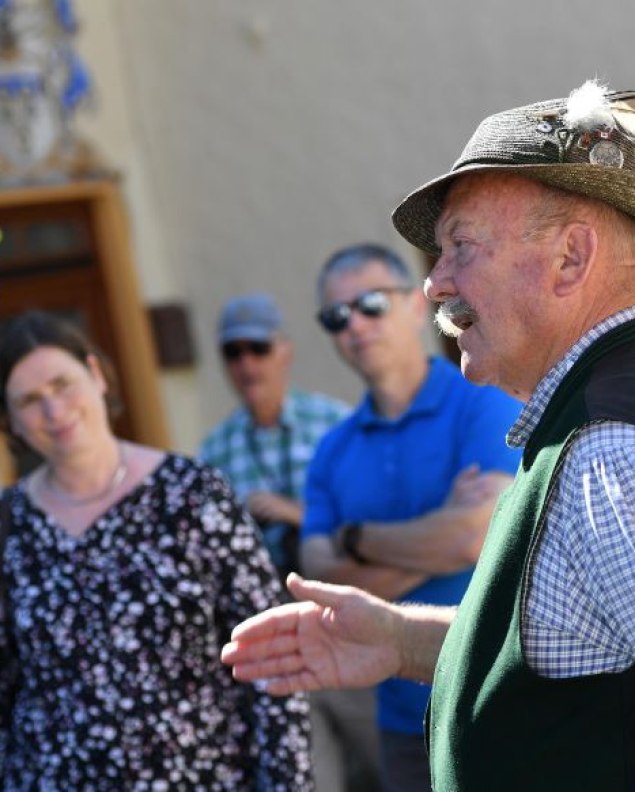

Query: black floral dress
[0,455,313,791]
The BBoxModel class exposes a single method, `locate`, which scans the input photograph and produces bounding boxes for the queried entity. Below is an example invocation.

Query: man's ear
[279,337,294,367]
[553,222,598,297]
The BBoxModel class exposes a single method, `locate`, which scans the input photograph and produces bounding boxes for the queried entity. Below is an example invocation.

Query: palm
[294,593,400,689]
[222,577,402,695]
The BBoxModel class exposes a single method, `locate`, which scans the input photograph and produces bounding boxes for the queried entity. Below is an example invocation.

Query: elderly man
[222,80,635,791]
[301,243,521,791]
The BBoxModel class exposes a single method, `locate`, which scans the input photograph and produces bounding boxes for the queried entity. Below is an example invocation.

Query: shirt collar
[508,306,635,448]
[359,356,450,427]
[235,391,295,431]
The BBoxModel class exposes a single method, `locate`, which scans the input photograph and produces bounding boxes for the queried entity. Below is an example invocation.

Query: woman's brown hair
[0,310,123,440]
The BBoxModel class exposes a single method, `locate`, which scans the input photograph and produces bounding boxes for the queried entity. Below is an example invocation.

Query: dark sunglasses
[317,287,412,334]
[221,340,273,361]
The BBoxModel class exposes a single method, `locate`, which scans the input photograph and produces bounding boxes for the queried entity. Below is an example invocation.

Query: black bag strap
[0,488,17,705]
[0,488,13,595]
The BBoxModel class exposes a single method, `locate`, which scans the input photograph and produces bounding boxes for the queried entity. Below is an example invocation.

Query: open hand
[221,573,402,695]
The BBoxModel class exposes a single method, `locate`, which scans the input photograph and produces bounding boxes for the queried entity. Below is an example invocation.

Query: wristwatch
[340,521,368,564]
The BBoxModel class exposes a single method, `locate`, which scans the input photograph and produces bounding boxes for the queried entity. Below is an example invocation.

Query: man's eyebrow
[435,215,464,246]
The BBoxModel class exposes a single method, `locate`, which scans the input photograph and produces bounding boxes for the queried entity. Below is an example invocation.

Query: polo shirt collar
[359,356,449,427]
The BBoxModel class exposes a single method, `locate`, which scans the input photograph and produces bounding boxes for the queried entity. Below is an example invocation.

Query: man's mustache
[434,297,479,338]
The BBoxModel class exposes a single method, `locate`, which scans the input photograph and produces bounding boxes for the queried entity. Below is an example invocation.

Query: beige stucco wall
[73,0,635,454]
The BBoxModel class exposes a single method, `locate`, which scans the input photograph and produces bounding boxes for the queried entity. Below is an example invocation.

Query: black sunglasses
[317,287,412,334]
[222,340,273,361]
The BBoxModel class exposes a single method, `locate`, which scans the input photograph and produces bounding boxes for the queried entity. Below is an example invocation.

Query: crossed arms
[301,466,513,599]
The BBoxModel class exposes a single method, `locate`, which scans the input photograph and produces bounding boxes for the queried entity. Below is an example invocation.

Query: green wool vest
[428,320,635,792]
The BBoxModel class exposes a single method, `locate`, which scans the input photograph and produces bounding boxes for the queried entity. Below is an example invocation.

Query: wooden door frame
[0,178,169,483]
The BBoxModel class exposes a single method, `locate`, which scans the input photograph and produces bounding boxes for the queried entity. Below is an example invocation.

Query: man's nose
[235,353,262,372]
[423,256,457,303]
[346,308,372,332]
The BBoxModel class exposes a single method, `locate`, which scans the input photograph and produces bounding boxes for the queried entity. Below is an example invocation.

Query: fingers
[222,581,341,656]
[222,642,306,679]
[256,675,316,696]
[480,471,514,496]
[453,463,480,483]
[246,492,271,519]
[254,670,323,696]
[446,465,481,505]
[222,642,322,695]
[221,607,313,687]
[222,629,299,661]
[462,472,512,504]
[451,468,511,505]
[247,491,290,523]
[229,601,304,641]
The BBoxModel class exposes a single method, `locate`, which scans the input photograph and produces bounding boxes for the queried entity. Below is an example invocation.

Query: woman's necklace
[43,442,128,507]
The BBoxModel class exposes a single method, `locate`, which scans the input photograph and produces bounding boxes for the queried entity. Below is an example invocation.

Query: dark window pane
[0,225,17,262]
[25,220,88,258]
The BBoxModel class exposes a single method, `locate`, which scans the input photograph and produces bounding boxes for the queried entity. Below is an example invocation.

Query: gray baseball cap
[217,293,284,344]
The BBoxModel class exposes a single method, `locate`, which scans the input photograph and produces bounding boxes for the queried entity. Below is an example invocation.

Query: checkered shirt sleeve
[512,307,635,677]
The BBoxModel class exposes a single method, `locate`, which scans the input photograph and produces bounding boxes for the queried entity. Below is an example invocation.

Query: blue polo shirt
[301,355,522,735]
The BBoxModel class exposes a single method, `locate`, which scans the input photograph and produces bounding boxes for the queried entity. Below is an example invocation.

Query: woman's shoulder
[136,446,232,493]
[125,441,168,471]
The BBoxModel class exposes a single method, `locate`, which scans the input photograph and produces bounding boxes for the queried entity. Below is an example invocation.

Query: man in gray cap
[222,80,635,791]
[199,292,350,582]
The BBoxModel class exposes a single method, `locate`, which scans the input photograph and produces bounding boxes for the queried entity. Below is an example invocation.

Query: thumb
[286,573,353,609]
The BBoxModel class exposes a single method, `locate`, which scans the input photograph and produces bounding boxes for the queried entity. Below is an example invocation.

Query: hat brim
[220,326,276,344]
[392,162,635,256]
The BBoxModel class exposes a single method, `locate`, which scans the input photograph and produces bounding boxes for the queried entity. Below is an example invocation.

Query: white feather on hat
[563,79,615,131]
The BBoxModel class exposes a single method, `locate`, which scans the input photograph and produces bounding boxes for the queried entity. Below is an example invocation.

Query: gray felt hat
[392,82,635,256]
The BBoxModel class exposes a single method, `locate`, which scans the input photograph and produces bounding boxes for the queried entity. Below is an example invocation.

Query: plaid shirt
[509,306,635,677]
[198,388,350,504]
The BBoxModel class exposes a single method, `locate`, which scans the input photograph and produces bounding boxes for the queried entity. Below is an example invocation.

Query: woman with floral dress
[0,310,313,791]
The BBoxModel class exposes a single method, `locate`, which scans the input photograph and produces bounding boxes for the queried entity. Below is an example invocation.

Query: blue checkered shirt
[509,306,635,678]
[198,388,350,504]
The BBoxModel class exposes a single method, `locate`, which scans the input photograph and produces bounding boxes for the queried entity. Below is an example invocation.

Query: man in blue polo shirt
[301,243,522,792]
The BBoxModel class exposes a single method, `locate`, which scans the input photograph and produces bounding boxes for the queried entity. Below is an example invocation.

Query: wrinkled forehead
[434,172,547,243]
